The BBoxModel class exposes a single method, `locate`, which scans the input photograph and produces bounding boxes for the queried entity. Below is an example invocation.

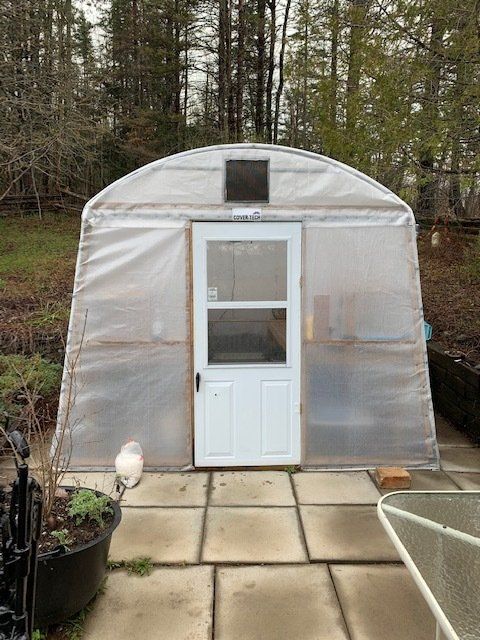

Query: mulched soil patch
[39,495,114,555]
[0,488,113,555]
[418,230,480,366]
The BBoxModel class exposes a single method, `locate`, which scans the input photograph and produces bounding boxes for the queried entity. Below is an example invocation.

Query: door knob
[196,372,200,392]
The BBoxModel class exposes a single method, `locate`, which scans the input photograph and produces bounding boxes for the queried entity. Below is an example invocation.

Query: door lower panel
[261,380,292,457]
[204,381,235,459]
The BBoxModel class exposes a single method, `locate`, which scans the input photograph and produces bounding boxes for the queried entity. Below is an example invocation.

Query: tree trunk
[301,0,309,147]
[329,0,339,128]
[236,0,245,141]
[273,0,291,144]
[265,0,276,143]
[226,0,235,138]
[131,0,140,108]
[255,0,266,138]
[184,23,189,130]
[448,14,469,218]
[218,0,227,133]
[416,17,445,218]
[345,0,368,135]
[173,0,182,145]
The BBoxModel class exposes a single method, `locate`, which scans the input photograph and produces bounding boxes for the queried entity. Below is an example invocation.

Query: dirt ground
[417,229,480,365]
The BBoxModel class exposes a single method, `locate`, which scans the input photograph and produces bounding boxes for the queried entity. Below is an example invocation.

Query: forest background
[1,0,479,218]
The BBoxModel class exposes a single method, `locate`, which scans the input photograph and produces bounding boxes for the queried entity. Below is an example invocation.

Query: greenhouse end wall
[57,143,438,470]
[60,219,437,470]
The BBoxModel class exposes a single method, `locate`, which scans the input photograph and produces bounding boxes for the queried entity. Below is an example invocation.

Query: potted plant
[35,486,121,626]
[12,333,122,626]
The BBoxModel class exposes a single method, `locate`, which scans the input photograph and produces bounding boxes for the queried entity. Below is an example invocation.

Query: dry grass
[0,214,79,362]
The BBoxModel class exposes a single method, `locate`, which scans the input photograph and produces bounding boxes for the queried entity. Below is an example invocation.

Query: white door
[193,222,302,467]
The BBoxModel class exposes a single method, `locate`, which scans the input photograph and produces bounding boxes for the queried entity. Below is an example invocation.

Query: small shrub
[68,489,113,528]
[108,557,154,577]
[125,557,154,577]
[0,353,62,416]
[32,631,46,640]
[51,528,73,550]
[284,465,298,475]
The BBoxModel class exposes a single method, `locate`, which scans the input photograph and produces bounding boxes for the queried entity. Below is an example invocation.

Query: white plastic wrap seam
[86,205,411,214]
[84,210,413,227]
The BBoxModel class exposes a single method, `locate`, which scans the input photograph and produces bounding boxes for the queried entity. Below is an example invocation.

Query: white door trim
[193,222,302,467]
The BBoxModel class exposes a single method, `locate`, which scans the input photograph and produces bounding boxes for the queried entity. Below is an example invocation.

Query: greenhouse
[58,143,439,469]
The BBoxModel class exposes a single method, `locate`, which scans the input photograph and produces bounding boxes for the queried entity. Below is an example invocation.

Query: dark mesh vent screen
[225,160,269,202]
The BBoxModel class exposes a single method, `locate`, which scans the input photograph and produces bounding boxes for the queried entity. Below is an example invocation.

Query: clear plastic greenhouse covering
[58,144,439,469]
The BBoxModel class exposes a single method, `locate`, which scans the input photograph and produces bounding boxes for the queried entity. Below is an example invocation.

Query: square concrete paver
[62,472,118,494]
[294,471,380,504]
[202,507,307,563]
[121,472,209,507]
[435,415,473,447]
[210,471,295,506]
[445,471,480,490]
[300,506,399,561]
[331,564,436,640]
[83,566,214,640]
[370,469,459,494]
[215,564,349,640]
[109,507,204,563]
[440,446,480,472]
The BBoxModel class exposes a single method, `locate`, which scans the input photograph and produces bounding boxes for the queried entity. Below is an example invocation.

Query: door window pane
[208,308,286,364]
[207,240,287,301]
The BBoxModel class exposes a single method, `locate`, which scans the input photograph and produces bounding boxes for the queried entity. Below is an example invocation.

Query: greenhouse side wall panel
[61,225,192,468]
[303,225,437,467]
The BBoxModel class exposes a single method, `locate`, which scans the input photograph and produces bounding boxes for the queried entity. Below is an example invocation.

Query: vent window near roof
[225,160,269,202]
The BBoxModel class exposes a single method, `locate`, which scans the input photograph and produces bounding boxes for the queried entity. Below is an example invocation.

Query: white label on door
[207,287,218,301]
[232,208,262,222]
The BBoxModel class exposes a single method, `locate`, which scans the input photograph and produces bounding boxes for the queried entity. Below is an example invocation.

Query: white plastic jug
[115,440,144,488]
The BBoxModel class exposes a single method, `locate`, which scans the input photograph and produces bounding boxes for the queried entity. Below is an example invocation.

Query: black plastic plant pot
[34,487,122,627]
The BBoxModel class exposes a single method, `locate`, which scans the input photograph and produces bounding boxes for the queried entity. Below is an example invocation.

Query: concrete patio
[56,416,479,640]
